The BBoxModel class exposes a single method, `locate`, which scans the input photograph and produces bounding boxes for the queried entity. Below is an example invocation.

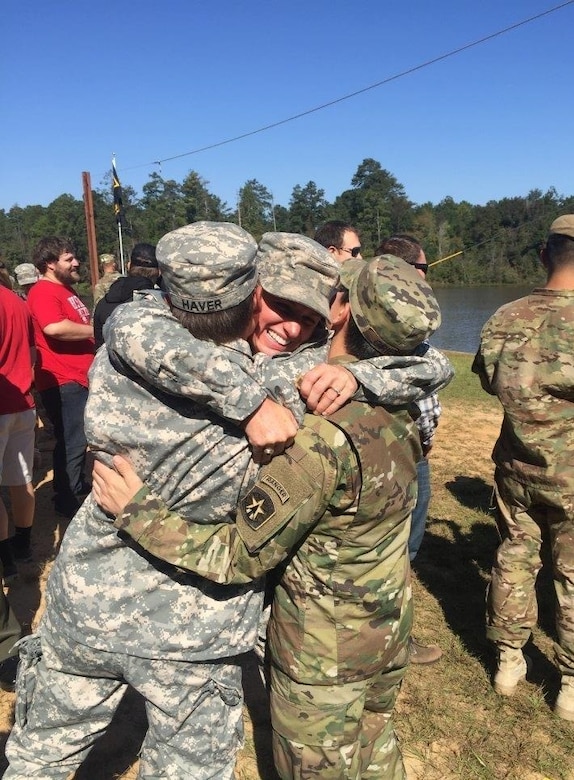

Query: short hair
[375,234,422,266]
[314,221,357,250]
[545,233,574,271]
[32,237,76,274]
[130,243,158,268]
[336,287,382,359]
[169,294,254,344]
[128,265,160,282]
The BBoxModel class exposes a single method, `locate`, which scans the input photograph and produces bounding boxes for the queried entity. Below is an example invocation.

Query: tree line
[2,158,572,286]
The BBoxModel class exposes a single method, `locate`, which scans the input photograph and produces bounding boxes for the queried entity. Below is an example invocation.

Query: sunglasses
[340,246,362,258]
[414,263,429,274]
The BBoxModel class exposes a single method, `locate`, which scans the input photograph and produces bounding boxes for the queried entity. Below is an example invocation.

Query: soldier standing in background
[473,215,574,721]
[92,253,120,306]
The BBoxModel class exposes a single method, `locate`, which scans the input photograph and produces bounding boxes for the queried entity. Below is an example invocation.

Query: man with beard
[27,238,94,518]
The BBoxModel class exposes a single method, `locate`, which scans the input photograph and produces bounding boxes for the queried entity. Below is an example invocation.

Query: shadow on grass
[413,516,496,666]
[445,475,494,512]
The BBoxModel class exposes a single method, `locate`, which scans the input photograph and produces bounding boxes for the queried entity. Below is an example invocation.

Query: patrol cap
[157,221,258,313]
[99,253,116,266]
[257,232,339,320]
[339,254,441,354]
[14,263,38,286]
[548,215,574,240]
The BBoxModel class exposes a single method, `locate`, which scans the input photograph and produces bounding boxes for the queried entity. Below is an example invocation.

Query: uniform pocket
[13,634,42,729]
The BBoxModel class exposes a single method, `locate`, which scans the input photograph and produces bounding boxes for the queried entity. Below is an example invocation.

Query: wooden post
[82,172,99,288]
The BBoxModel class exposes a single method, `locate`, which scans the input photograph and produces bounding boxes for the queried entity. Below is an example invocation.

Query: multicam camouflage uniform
[92,270,121,306]
[472,288,574,675]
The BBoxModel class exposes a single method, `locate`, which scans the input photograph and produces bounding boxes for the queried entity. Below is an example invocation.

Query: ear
[329,293,350,331]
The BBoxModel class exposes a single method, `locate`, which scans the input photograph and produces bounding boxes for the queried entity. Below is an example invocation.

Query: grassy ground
[1,352,572,778]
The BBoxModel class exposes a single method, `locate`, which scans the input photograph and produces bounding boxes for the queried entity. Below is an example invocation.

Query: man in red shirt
[27,238,95,518]
[0,284,33,687]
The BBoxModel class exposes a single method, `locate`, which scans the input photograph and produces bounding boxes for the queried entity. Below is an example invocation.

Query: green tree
[331,159,412,253]
[139,173,186,242]
[287,181,327,236]
[236,179,274,239]
[180,171,231,223]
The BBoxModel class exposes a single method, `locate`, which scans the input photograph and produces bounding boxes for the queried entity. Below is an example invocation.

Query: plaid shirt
[415,392,441,453]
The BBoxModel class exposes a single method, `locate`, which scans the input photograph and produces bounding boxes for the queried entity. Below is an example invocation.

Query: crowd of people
[0,215,571,778]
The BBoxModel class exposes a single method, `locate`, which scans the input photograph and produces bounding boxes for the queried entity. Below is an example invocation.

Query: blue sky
[2,0,573,213]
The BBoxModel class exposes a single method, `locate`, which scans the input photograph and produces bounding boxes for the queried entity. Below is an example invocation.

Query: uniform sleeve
[471,317,499,396]
[347,345,455,405]
[105,297,268,422]
[113,423,356,584]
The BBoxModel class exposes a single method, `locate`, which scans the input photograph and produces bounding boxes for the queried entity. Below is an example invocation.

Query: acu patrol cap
[548,215,574,240]
[157,221,258,313]
[257,232,339,320]
[14,263,38,286]
[339,254,441,354]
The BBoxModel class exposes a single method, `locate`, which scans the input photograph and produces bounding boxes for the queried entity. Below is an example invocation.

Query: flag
[112,160,125,225]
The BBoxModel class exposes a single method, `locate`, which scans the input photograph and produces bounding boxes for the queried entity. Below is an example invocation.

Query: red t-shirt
[27,279,95,391]
[0,286,35,415]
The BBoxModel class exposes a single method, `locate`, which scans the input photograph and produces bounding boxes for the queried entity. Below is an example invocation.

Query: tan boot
[409,637,443,665]
[493,648,527,696]
[555,677,574,722]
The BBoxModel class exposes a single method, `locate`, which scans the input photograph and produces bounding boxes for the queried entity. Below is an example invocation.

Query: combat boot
[555,677,574,721]
[493,648,527,696]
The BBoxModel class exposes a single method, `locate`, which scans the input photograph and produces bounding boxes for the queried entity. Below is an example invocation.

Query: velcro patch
[260,473,290,504]
[240,487,276,530]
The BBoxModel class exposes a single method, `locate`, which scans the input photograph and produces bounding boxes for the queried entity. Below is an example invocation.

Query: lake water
[431,285,534,354]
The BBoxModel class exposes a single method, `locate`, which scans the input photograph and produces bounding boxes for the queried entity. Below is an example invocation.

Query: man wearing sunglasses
[314,219,363,261]
[375,234,443,666]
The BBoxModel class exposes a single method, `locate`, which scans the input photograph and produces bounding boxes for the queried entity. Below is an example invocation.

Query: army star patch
[241,487,275,530]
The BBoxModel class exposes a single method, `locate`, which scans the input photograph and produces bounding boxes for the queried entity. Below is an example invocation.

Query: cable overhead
[123,1,573,174]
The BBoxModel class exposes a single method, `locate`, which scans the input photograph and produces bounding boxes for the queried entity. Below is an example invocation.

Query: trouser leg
[486,475,542,649]
[130,655,244,780]
[408,458,431,562]
[59,382,88,498]
[5,633,127,779]
[270,659,407,780]
[0,571,21,660]
[547,492,574,675]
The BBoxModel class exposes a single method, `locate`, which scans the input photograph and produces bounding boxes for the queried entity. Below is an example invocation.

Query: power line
[123,1,573,175]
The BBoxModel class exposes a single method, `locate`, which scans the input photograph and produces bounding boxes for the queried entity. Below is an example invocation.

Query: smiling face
[48,252,81,286]
[249,286,323,355]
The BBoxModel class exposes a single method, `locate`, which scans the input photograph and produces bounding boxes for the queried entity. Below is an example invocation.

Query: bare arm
[43,320,94,341]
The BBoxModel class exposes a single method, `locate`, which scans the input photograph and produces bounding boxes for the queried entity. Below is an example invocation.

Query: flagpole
[117,220,125,275]
[112,155,126,274]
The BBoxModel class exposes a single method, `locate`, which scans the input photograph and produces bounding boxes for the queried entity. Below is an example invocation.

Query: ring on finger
[263,447,274,456]
[329,387,342,396]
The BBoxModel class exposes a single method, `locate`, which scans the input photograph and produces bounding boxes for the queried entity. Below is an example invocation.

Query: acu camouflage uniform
[473,288,574,676]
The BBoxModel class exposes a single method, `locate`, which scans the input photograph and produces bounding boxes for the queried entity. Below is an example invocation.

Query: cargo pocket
[13,634,42,729]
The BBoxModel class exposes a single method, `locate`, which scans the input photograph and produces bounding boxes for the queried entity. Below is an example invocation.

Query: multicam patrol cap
[14,263,38,286]
[156,221,258,313]
[339,254,441,354]
[257,232,339,320]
